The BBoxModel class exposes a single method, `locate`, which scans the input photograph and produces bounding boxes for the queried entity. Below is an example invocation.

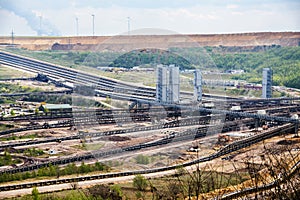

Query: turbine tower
[76,17,79,36]
[91,14,95,36]
[127,17,130,35]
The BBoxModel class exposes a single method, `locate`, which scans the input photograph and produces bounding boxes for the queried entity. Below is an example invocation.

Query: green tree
[32,187,39,200]
[88,185,122,200]
[0,151,13,166]
[79,162,91,173]
[135,154,150,165]
[65,163,78,175]
[135,191,144,200]
[133,174,148,191]
[35,108,39,115]
[95,161,104,171]
[43,107,49,114]
[10,109,15,116]
[49,164,56,176]
[104,96,112,105]
[110,184,123,197]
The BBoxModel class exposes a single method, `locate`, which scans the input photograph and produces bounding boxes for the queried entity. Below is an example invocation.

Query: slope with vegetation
[4,45,300,89]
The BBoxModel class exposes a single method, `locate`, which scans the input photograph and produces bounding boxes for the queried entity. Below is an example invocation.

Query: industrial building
[39,104,72,113]
[262,68,272,98]
[156,64,180,103]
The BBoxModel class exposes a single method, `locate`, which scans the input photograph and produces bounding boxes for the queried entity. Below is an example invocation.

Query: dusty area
[0,131,298,199]
[0,32,299,50]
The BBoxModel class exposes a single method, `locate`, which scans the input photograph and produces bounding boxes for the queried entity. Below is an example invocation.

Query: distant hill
[0,32,299,51]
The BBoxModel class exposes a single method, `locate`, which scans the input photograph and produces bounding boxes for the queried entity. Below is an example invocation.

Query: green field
[3,45,299,91]
[0,65,33,79]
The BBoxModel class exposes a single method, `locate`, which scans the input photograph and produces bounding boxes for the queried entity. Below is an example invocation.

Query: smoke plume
[0,0,61,36]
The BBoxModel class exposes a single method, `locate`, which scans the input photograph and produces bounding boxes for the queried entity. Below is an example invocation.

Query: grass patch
[23,148,45,157]
[0,82,41,94]
[0,65,32,79]
[0,162,108,184]
[71,142,104,151]
[70,144,86,150]
[0,133,38,141]
[8,168,250,200]
[0,151,22,167]
[225,88,285,98]
[0,123,14,131]
[84,142,105,151]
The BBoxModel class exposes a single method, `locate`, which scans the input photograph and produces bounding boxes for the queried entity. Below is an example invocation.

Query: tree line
[8,46,300,89]
[0,161,107,183]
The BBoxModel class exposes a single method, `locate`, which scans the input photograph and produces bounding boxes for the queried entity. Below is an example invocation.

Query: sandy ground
[0,33,298,50]
[0,130,299,198]
[1,115,299,199]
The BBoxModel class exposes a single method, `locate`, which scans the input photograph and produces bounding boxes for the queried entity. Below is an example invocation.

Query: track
[0,116,254,174]
[0,123,295,191]
[2,50,299,105]
[0,117,290,175]
[1,107,184,122]
[0,104,297,152]
[0,50,299,193]
[0,108,194,136]
[0,51,155,98]
[2,104,298,122]
[0,117,254,151]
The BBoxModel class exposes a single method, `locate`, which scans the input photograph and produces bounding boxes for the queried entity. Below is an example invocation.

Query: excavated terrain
[0,32,299,51]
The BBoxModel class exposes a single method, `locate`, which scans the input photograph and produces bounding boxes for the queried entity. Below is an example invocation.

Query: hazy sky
[0,0,299,36]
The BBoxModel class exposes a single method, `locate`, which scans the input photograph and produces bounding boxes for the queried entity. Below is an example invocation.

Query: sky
[0,0,299,36]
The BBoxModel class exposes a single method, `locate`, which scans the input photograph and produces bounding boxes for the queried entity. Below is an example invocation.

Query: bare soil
[0,32,299,51]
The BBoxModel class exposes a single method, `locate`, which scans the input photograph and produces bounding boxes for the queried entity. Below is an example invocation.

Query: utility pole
[127,17,130,35]
[92,14,95,36]
[76,17,79,36]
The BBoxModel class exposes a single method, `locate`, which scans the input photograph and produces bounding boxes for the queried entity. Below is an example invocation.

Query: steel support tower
[194,69,202,102]
[156,64,180,103]
[262,68,272,98]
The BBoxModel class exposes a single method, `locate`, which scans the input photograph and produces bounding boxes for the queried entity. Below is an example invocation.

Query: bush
[133,174,148,191]
[32,187,39,200]
[135,154,150,165]
[88,185,122,200]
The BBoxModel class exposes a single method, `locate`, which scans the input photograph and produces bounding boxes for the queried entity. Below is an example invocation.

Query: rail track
[0,117,254,151]
[0,116,254,174]
[0,106,299,149]
[1,106,184,122]
[2,50,300,105]
[3,100,295,142]
[0,51,155,98]
[0,50,299,194]
[0,123,295,191]
[0,108,199,136]
[2,104,298,122]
